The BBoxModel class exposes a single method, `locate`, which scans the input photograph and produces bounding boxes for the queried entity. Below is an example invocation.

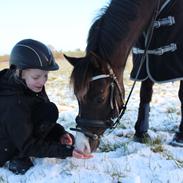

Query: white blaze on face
[74,132,91,154]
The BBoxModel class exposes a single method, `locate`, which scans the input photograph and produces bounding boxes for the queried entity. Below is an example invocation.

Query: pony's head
[65,53,124,152]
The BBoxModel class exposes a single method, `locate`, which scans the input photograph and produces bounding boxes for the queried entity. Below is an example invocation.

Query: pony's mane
[70,57,92,99]
[86,0,140,59]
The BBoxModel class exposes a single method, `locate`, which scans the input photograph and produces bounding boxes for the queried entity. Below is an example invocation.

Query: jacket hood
[0,69,26,96]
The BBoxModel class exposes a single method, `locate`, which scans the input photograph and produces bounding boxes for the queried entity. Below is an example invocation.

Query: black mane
[86,0,140,60]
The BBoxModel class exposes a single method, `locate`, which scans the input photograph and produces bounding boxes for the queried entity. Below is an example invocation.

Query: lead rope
[112,0,161,128]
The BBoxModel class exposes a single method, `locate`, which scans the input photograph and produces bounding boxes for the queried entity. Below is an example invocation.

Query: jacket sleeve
[5,98,74,159]
[45,123,67,141]
[21,138,74,159]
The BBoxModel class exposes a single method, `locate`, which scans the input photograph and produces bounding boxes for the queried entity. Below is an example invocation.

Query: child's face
[22,69,49,93]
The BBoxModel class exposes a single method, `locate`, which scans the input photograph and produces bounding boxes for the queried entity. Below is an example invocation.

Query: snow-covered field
[0,59,183,183]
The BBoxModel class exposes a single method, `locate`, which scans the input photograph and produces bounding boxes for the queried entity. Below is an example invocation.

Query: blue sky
[1,0,110,55]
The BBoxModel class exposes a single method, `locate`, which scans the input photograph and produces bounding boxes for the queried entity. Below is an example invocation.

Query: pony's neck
[111,0,160,72]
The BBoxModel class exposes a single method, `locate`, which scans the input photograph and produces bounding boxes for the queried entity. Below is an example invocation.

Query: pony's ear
[64,54,83,67]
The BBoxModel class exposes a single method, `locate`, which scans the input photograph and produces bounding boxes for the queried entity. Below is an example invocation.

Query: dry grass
[0,61,8,69]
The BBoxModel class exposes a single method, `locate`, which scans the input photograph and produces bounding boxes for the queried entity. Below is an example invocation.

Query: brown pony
[65,0,183,153]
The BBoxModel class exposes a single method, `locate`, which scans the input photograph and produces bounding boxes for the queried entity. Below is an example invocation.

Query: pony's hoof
[133,132,152,144]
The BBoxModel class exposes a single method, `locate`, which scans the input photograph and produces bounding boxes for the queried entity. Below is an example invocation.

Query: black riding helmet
[9,39,59,71]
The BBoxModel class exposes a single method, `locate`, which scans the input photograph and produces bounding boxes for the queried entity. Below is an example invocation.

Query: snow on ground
[1,77,183,183]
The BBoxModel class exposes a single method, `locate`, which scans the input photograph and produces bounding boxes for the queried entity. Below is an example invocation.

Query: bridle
[70,0,168,140]
[70,63,125,140]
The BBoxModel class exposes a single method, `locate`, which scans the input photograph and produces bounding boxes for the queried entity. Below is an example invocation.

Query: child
[0,39,92,174]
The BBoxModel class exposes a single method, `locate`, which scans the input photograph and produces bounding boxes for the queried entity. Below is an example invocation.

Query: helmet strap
[19,70,22,78]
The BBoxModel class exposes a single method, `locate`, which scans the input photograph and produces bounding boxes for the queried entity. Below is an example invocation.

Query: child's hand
[60,133,73,145]
[72,149,93,159]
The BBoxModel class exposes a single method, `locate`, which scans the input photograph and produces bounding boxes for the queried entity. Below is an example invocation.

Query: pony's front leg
[134,78,154,143]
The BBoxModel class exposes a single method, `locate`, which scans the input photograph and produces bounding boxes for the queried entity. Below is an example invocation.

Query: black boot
[133,132,151,143]
[171,104,183,146]
[179,105,183,132]
[134,103,151,143]
[8,157,33,175]
[171,131,183,147]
